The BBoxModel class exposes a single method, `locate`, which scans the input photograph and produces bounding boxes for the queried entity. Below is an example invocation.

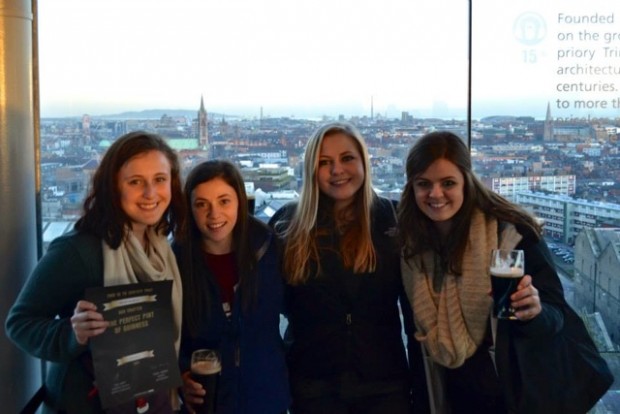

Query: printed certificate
[85,280,181,408]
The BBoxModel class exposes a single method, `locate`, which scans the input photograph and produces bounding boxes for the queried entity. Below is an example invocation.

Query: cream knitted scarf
[102,227,183,408]
[402,209,497,368]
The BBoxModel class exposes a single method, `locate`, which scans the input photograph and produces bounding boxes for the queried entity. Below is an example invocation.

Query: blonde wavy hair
[282,122,376,285]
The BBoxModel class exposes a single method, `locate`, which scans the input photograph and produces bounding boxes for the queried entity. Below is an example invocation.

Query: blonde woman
[270,122,415,413]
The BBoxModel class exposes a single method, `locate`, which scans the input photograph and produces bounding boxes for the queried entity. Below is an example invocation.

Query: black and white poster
[85,280,181,409]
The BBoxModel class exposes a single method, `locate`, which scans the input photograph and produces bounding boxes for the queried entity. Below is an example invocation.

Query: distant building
[573,228,620,343]
[240,165,295,192]
[166,138,202,152]
[553,123,592,142]
[486,175,576,200]
[516,192,620,244]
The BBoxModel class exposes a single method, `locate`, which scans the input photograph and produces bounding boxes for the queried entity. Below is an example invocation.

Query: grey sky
[39,0,618,120]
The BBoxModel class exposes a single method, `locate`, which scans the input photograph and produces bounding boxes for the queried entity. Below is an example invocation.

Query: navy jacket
[175,217,290,414]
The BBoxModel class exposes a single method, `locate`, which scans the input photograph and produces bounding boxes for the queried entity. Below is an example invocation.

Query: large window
[472,1,619,410]
[39,0,619,410]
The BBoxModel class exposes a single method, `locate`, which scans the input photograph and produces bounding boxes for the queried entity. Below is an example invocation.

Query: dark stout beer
[191,353,221,414]
[491,267,524,320]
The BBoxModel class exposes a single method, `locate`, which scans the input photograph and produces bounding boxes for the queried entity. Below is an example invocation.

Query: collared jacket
[175,217,290,414]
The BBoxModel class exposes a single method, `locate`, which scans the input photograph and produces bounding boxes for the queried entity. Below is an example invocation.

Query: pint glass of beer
[490,249,524,320]
[190,349,221,414]
[247,194,256,215]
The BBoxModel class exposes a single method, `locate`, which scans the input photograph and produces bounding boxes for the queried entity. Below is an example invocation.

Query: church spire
[198,95,209,149]
[543,102,553,141]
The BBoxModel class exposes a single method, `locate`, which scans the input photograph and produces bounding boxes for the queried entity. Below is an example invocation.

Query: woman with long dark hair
[175,160,290,414]
[399,131,612,413]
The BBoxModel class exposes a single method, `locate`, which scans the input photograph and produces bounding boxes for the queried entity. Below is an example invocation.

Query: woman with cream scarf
[398,131,611,413]
[6,131,185,413]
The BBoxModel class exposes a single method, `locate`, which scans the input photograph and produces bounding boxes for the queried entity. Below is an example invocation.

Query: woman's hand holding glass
[181,371,207,414]
[511,275,541,321]
[490,250,541,321]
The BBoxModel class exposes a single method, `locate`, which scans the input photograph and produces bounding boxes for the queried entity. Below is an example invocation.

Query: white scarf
[102,227,183,409]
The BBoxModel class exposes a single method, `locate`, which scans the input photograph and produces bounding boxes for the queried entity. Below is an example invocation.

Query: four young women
[6,126,610,413]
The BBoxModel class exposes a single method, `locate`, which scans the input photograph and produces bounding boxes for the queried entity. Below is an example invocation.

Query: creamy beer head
[191,359,221,376]
[490,266,524,278]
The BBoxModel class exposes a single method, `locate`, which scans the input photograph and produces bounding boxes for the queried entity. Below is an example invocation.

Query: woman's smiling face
[118,150,172,240]
[316,132,365,211]
[413,157,464,233]
[191,177,239,254]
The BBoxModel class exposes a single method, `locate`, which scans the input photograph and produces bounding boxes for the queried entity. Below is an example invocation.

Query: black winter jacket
[270,197,415,386]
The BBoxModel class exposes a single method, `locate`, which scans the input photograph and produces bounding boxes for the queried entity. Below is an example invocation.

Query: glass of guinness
[190,349,221,414]
[490,249,525,320]
[247,193,256,215]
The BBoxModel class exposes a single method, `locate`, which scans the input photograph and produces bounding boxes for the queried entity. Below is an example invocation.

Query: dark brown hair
[75,130,184,248]
[177,160,258,335]
[398,131,541,275]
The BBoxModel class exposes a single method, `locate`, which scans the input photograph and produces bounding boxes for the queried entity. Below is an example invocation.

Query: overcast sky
[38,0,618,120]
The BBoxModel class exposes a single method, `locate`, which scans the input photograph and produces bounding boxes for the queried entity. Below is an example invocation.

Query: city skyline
[40,100,553,122]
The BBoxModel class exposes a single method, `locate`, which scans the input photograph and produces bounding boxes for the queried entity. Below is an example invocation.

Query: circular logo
[513,12,547,46]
